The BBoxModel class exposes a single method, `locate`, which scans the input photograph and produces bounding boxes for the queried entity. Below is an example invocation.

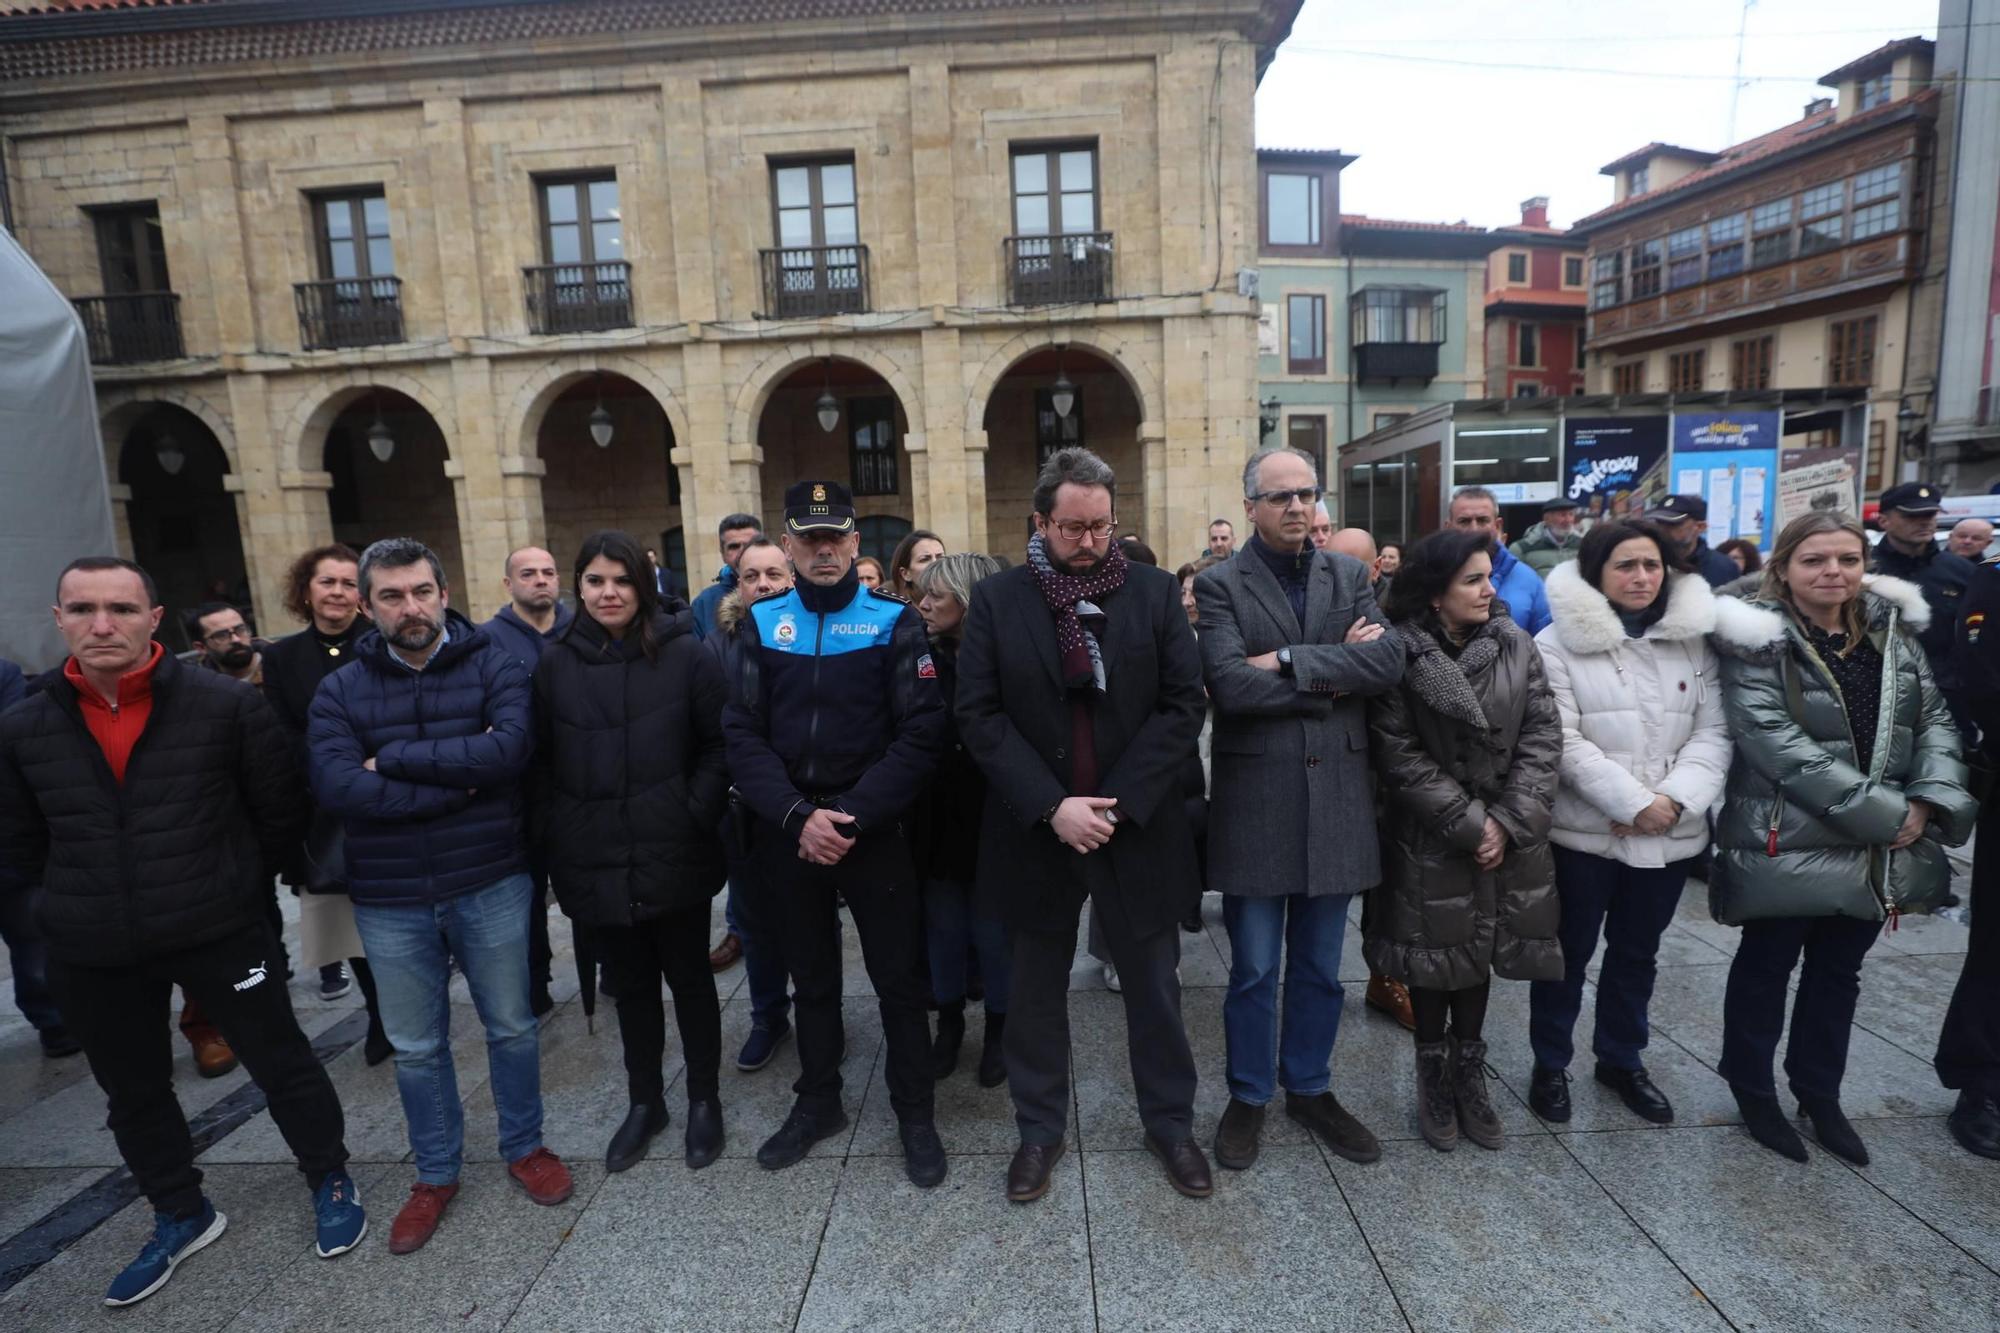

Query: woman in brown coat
[1367,529,1563,1152]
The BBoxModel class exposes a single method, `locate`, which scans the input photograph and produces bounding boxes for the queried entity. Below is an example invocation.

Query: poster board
[1776,445,1861,527]
[1562,417,1670,526]
[1671,411,1781,550]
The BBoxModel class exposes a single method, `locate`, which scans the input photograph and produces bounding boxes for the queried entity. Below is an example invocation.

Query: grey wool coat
[1194,545,1403,897]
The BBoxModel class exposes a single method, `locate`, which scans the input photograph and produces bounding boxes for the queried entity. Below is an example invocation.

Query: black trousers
[1719,914,1880,1103]
[46,923,348,1218]
[1007,892,1196,1146]
[1938,797,2000,1099]
[529,864,553,993]
[602,904,723,1105]
[750,823,932,1124]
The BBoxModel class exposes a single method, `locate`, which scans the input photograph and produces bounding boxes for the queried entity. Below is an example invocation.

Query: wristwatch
[1276,647,1295,677]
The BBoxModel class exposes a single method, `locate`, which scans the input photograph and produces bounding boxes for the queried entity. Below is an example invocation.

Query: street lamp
[1258,397,1281,439]
[366,393,395,463]
[154,433,186,477]
[1050,345,1075,420]
[815,359,841,433]
[588,375,614,448]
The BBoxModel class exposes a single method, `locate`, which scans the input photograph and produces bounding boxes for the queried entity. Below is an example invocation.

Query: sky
[1254,0,1942,230]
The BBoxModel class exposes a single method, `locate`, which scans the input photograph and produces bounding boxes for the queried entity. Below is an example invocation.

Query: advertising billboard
[1562,417,1670,525]
[1671,411,1782,550]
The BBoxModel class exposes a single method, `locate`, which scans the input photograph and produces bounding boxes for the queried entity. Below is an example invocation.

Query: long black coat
[0,650,307,967]
[533,608,730,927]
[908,637,985,884]
[954,562,1207,936]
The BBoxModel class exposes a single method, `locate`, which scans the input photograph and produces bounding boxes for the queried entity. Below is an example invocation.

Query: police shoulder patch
[916,653,937,680]
[866,586,908,605]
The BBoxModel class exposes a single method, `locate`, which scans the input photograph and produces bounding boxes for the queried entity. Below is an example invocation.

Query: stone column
[184,114,257,354]
[445,358,516,620]
[224,371,305,632]
[963,428,992,556]
[916,326,971,550]
[1139,421,1168,555]
[422,97,488,341]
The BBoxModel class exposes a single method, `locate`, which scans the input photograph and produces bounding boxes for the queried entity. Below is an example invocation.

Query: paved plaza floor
[0,882,1995,1331]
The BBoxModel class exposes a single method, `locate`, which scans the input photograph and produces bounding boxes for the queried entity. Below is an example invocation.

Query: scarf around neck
[1026,531,1128,693]
[1394,616,1502,729]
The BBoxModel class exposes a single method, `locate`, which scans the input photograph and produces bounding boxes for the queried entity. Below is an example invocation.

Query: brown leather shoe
[388,1181,458,1255]
[708,932,743,972]
[1366,972,1415,1031]
[1144,1133,1214,1198]
[1005,1141,1064,1203]
[1286,1091,1382,1163]
[1213,1098,1265,1170]
[185,1026,238,1079]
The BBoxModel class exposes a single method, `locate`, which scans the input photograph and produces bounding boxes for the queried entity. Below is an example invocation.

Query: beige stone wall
[6,17,1262,628]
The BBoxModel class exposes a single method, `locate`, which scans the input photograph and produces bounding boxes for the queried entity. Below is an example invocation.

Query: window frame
[1562,255,1585,289]
[91,202,171,294]
[1505,251,1529,284]
[1260,164,1333,255]
[1286,292,1327,374]
[536,172,622,268]
[1286,414,1328,481]
[1730,335,1774,390]
[1011,142,1102,240]
[1612,361,1645,394]
[1516,322,1538,368]
[769,155,861,251]
[312,188,395,283]
[1034,385,1085,464]
[1667,348,1706,393]
[846,394,900,497]
[1858,73,1893,112]
[1828,314,1878,388]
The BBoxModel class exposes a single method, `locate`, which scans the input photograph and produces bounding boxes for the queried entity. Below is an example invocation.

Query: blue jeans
[1529,847,1687,1072]
[1222,892,1351,1105]
[353,873,543,1184]
[923,878,1011,1014]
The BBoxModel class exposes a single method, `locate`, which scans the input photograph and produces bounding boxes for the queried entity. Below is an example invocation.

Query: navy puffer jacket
[308,611,533,906]
[0,652,306,966]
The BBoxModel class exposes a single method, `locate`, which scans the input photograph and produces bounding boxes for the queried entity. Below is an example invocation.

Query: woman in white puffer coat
[1525,519,1733,1128]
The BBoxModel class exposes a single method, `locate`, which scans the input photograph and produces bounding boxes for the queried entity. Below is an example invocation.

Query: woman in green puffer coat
[1708,510,1975,1168]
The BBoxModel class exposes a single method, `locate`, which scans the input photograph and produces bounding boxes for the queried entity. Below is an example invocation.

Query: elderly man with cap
[1643,494,1739,588]
[1874,482,1976,731]
[721,480,949,1186]
[1509,496,1584,577]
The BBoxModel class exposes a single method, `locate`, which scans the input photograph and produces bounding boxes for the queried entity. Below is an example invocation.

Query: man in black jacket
[0,558,360,1307]
[1874,482,1976,735]
[956,448,1212,1203]
[722,480,948,1186]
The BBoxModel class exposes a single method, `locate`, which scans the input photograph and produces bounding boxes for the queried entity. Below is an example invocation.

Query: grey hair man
[1196,447,1403,1170]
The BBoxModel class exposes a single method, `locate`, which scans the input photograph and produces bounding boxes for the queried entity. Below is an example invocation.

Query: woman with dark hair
[260,542,391,1065]
[533,530,732,1172]
[1717,538,1763,575]
[1526,521,1730,1126]
[889,529,945,601]
[1367,530,1562,1152]
[1708,510,1975,1165]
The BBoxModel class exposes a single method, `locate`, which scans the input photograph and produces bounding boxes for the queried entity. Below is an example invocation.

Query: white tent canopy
[0,228,116,672]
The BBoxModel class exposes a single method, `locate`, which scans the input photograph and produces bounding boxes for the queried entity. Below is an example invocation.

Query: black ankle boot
[977,1012,1007,1088]
[605,1101,669,1173]
[931,1001,966,1080]
[1731,1086,1807,1163]
[684,1097,724,1170]
[1798,1097,1868,1165]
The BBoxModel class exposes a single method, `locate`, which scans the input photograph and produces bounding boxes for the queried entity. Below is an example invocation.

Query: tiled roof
[1597,142,1718,176]
[1339,213,1485,234]
[2,0,1305,82]
[1573,86,1939,230]
[1819,36,1933,88]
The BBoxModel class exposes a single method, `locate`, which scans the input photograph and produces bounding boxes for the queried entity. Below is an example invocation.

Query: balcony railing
[73,292,184,364]
[1005,232,1115,305]
[1352,342,1442,384]
[524,261,633,335]
[759,245,870,319]
[295,276,404,351]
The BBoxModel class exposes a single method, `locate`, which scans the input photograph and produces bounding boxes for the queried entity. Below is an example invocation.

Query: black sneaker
[900,1120,947,1187]
[756,1105,847,1171]
[318,963,351,1002]
[40,1025,83,1059]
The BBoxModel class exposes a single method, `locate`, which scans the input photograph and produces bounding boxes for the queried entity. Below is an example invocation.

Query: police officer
[1873,482,1975,733]
[1641,494,1740,588]
[721,480,949,1186]
[1942,560,2000,1158]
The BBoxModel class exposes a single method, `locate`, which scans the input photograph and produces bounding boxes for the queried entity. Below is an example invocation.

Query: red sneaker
[387,1181,457,1255]
[507,1148,573,1205]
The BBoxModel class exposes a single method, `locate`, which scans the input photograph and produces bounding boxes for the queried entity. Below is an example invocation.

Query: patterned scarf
[1026,531,1128,693]
[1393,616,1503,729]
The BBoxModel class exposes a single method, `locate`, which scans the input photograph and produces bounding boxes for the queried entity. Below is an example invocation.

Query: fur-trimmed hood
[714,588,748,634]
[1709,573,1929,662]
[1542,561,1717,656]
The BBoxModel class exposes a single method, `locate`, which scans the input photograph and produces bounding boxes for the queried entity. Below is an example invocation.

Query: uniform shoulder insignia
[866,587,909,605]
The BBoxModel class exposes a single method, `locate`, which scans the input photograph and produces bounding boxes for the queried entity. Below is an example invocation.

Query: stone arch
[284,368,457,473]
[962,327,1161,436]
[505,352,691,460]
[729,339,925,450]
[98,383,240,476]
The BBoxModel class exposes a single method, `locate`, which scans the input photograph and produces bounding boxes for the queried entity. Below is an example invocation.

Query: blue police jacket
[721,566,945,837]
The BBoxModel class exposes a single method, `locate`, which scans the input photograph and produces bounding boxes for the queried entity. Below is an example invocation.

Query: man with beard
[191,602,269,685]
[308,538,571,1255]
[481,546,574,1016]
[722,481,948,1186]
[955,447,1211,1203]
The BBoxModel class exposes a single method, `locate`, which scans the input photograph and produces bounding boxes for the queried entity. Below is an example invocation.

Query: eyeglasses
[203,624,252,645]
[1252,486,1320,507]
[1047,518,1117,542]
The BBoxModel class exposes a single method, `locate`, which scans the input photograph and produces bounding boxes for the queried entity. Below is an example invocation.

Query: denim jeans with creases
[1222,892,1352,1105]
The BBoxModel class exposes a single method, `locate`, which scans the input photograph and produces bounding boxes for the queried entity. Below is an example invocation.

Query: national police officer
[1873,482,1975,734]
[1942,558,2000,1158]
[721,480,949,1186]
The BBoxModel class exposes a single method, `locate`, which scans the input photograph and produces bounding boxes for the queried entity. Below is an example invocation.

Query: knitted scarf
[1393,616,1502,729]
[1026,531,1128,693]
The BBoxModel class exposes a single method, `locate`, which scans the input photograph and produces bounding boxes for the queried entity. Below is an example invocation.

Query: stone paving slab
[0,1166,108,1244]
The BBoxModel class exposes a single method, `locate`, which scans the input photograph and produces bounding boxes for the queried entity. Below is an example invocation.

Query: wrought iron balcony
[1005,232,1115,305]
[524,261,633,335]
[759,245,870,319]
[73,292,184,364]
[294,276,404,351]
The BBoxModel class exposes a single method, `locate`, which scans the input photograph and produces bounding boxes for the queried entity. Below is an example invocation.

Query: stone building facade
[0,0,1293,634]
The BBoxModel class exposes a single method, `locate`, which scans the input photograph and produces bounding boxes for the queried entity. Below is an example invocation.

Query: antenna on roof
[1726,0,1757,145]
